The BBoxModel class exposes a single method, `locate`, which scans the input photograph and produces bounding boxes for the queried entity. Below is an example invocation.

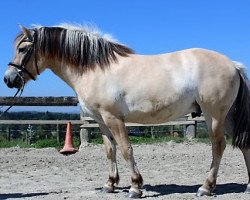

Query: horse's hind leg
[99,124,119,193]
[101,112,143,198]
[197,115,226,196]
[240,149,250,193]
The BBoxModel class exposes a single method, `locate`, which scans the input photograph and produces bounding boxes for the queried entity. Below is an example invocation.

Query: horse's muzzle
[4,69,23,89]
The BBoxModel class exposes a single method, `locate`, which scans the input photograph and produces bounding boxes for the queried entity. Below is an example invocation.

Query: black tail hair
[232,74,250,149]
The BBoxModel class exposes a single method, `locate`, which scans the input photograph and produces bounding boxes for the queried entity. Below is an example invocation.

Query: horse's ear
[19,25,32,40]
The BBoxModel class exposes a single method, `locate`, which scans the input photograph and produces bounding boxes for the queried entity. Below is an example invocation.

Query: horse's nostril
[4,77,8,84]
[4,76,13,88]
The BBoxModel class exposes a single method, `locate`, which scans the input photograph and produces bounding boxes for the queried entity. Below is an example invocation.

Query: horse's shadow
[96,183,246,198]
[142,183,246,198]
[0,192,50,200]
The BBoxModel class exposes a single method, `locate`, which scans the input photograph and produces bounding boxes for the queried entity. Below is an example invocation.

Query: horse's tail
[228,62,250,149]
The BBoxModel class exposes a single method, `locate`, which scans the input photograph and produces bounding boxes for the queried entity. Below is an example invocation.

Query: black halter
[8,30,40,81]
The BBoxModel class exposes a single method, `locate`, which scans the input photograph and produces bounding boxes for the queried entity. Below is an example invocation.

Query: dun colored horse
[3,24,250,198]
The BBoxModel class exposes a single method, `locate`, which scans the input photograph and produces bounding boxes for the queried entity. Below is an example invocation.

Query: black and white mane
[18,24,135,70]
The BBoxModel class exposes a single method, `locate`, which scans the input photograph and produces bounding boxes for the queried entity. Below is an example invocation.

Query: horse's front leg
[101,113,143,198]
[99,124,120,193]
[241,148,250,193]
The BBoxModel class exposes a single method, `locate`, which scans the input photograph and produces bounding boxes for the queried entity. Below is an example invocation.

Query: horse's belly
[125,111,178,124]
[124,100,194,124]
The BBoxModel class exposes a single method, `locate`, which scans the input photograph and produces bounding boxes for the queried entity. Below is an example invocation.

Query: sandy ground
[0,141,249,200]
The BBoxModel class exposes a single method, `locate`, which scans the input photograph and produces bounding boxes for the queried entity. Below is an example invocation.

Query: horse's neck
[46,59,81,90]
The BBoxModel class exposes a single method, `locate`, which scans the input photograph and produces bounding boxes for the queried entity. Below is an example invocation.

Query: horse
[3,24,250,198]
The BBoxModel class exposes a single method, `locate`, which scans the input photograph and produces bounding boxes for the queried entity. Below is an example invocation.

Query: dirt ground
[0,141,249,200]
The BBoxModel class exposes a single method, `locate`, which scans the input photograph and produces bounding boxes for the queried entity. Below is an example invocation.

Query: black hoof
[128,191,142,198]
[196,188,212,197]
[101,186,114,193]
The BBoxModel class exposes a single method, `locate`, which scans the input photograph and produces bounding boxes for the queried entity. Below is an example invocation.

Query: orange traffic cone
[60,122,78,155]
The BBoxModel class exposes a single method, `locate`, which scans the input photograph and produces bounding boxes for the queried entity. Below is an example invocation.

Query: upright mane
[33,24,134,70]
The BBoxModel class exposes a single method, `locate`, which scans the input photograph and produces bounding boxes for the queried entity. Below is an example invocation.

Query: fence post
[183,124,187,137]
[79,111,91,150]
[150,126,155,139]
[185,122,197,139]
[80,126,91,146]
[6,127,11,141]
[25,131,29,145]
[56,124,60,144]
[170,125,174,135]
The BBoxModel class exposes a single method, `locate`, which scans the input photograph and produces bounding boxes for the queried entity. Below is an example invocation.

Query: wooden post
[194,121,197,137]
[25,131,29,145]
[56,124,60,144]
[183,124,187,137]
[6,127,11,141]
[151,126,155,139]
[170,125,174,135]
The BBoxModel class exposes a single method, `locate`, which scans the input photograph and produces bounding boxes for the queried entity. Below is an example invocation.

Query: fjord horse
[3,24,250,198]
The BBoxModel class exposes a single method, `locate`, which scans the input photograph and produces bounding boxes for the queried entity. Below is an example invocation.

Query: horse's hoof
[245,185,250,194]
[196,188,212,197]
[128,191,142,198]
[101,186,114,193]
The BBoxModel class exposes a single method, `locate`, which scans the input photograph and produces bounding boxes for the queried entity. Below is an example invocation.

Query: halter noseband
[8,30,40,81]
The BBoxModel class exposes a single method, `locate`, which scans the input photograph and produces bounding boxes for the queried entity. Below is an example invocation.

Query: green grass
[0,139,31,148]
[0,134,205,148]
[33,139,61,148]
[0,131,233,148]
[0,136,81,149]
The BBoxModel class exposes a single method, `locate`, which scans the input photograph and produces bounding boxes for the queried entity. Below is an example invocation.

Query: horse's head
[4,24,135,90]
[4,25,40,89]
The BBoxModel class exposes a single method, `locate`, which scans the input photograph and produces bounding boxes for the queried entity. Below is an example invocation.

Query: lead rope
[0,79,25,117]
[0,88,24,117]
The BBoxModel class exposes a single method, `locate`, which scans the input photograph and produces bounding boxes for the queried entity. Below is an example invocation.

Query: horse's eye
[18,47,26,53]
